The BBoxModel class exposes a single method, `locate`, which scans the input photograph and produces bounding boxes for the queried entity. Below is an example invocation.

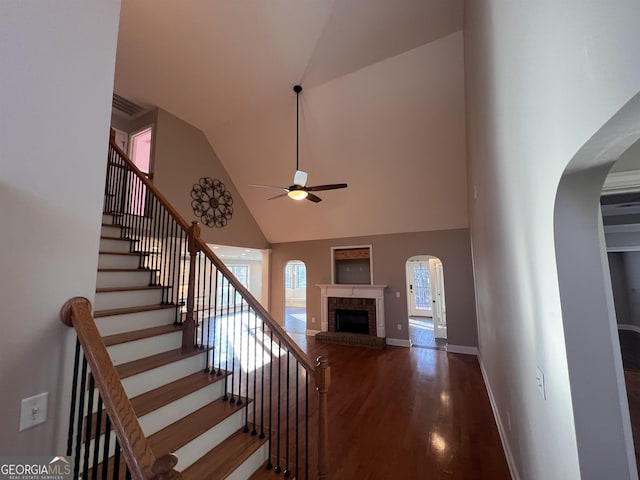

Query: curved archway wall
[465,2,640,479]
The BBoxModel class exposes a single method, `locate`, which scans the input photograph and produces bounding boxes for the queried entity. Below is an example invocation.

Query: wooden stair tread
[181,428,267,480]
[86,371,229,440]
[102,324,181,346]
[249,462,292,479]
[101,223,130,229]
[100,235,135,241]
[98,251,140,256]
[97,267,152,272]
[96,285,163,293]
[115,347,206,379]
[132,371,229,418]
[94,303,175,318]
[91,398,250,479]
[149,397,250,456]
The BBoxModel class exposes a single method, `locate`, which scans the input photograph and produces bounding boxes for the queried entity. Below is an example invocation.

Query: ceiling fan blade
[306,193,322,203]
[268,192,290,200]
[305,183,348,192]
[248,183,289,191]
[293,170,308,187]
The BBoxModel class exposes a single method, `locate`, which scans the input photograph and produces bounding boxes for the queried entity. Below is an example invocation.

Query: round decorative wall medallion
[191,177,233,228]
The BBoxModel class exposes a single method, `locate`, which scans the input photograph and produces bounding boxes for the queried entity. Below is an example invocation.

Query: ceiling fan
[249,85,347,203]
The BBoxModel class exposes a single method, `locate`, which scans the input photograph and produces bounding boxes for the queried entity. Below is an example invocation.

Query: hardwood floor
[289,335,511,479]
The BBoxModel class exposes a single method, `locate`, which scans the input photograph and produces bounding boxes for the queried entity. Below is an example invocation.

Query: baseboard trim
[479,354,521,480]
[305,329,321,336]
[385,338,411,347]
[617,324,640,334]
[446,344,478,355]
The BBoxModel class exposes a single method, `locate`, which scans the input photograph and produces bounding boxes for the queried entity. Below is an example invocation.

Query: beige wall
[270,228,477,347]
[115,108,269,249]
[465,1,640,478]
[153,109,268,249]
[0,1,120,454]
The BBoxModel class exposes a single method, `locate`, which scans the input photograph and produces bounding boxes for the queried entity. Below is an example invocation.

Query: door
[407,260,432,317]
[430,258,447,339]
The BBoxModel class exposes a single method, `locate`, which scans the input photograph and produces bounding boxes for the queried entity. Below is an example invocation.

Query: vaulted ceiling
[114,0,468,243]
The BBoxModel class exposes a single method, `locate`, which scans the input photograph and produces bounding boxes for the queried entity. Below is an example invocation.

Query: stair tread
[100,235,134,241]
[96,285,163,293]
[99,251,140,256]
[181,428,267,480]
[103,324,181,346]
[97,268,153,272]
[149,396,250,457]
[87,371,229,440]
[94,303,175,318]
[249,462,293,479]
[101,223,129,229]
[115,347,206,379]
[132,371,229,418]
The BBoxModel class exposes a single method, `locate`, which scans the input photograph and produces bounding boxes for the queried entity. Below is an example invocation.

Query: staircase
[60,135,330,479]
[96,213,267,478]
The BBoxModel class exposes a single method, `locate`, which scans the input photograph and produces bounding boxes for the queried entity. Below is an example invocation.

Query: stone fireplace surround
[317,284,387,338]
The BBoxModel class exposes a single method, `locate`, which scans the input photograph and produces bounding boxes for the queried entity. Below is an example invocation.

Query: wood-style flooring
[288,334,511,479]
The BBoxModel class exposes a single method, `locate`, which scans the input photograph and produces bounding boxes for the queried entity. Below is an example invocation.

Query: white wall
[465,1,640,479]
[0,1,120,454]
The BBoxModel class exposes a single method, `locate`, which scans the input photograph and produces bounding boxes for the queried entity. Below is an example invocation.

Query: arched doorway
[284,260,306,334]
[554,93,640,476]
[406,255,447,349]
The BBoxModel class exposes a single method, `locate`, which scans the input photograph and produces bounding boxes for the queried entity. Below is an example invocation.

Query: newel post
[183,221,201,349]
[316,356,331,480]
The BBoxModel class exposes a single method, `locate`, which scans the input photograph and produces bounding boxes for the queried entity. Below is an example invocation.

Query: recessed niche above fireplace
[332,245,372,285]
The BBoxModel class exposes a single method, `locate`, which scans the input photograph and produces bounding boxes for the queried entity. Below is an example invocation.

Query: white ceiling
[114,0,467,243]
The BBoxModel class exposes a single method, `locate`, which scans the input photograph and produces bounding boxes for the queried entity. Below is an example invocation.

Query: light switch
[20,392,48,431]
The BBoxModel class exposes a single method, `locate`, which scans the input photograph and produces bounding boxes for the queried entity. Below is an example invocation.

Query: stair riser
[227,443,270,480]
[94,289,163,311]
[98,254,140,269]
[99,238,133,253]
[102,213,121,225]
[107,331,183,365]
[175,408,247,472]
[139,380,226,437]
[101,224,126,237]
[95,308,177,336]
[121,353,208,398]
[96,270,154,289]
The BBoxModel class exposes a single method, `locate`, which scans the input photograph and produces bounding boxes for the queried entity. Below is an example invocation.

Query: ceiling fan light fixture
[288,189,308,201]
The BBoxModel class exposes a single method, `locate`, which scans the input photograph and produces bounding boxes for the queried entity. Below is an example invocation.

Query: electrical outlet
[311,317,316,323]
[395,291,400,298]
[397,323,402,331]
[20,392,48,431]
[536,367,546,400]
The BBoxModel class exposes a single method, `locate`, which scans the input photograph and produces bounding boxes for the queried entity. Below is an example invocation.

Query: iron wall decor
[191,177,233,228]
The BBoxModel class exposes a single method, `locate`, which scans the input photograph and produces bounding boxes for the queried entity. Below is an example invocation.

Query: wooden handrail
[107,134,330,476]
[109,139,190,232]
[61,297,182,480]
[109,134,318,375]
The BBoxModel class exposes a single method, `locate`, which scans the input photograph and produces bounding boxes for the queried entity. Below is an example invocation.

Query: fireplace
[328,297,376,336]
[318,284,387,338]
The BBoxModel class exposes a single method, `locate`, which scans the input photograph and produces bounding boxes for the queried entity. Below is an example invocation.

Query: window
[217,265,249,308]
[285,261,306,289]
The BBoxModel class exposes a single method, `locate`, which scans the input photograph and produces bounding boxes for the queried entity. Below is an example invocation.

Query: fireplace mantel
[317,284,387,338]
